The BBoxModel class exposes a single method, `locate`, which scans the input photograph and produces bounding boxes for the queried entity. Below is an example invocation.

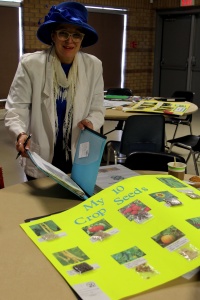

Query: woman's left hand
[78,119,93,130]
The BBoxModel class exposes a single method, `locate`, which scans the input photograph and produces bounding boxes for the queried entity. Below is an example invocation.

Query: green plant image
[186,217,200,229]
[157,177,187,188]
[151,225,185,248]
[149,191,177,202]
[119,200,151,223]
[30,220,61,236]
[53,247,89,266]
[112,246,145,264]
[82,219,112,236]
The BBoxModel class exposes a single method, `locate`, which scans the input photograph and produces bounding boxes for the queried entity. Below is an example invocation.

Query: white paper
[95,164,139,191]
[182,267,200,280]
[104,100,133,108]
[73,282,110,300]
[79,142,90,158]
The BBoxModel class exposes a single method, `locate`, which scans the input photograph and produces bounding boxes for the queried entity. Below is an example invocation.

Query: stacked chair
[165,90,194,139]
[165,91,199,175]
[167,135,200,175]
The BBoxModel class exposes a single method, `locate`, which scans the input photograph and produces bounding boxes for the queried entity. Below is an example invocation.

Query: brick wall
[21,0,200,97]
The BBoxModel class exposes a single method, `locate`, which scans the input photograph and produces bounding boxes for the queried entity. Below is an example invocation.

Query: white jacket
[5,48,105,178]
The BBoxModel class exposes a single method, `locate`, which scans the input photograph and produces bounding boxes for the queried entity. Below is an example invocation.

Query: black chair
[167,135,200,175]
[165,91,194,140]
[106,114,165,165]
[106,88,133,97]
[124,151,186,172]
[104,87,133,135]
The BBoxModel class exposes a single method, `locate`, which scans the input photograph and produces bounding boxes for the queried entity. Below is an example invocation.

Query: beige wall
[22,0,200,96]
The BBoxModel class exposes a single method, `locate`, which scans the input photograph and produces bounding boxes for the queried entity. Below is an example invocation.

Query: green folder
[104,95,131,100]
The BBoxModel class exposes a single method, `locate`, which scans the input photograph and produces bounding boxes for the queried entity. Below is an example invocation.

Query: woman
[4,2,105,179]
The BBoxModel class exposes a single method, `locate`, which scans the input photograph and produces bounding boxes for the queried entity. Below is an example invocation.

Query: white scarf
[52,51,78,160]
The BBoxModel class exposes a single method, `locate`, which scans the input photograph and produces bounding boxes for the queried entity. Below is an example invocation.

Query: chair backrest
[120,114,165,156]
[106,88,133,96]
[192,135,200,151]
[171,91,194,121]
[124,151,186,172]
[171,91,194,102]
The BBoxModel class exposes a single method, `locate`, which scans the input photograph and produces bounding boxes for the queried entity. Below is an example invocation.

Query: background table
[102,102,198,135]
[105,102,198,121]
[0,175,199,300]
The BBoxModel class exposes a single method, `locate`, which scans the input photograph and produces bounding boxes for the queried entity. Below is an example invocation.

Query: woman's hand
[78,119,93,130]
[15,133,31,158]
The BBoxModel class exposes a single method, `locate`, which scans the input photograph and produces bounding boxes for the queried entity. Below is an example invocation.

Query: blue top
[52,63,72,173]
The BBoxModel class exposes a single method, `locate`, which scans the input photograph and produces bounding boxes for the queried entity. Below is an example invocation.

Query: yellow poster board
[21,175,200,300]
[123,100,190,115]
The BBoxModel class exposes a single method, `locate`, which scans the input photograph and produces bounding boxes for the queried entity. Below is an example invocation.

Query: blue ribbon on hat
[43,5,85,24]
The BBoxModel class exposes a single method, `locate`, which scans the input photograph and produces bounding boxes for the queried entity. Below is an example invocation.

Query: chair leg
[184,150,199,175]
[113,150,118,165]
[167,143,199,175]
[168,144,174,153]
[192,152,199,175]
[103,121,124,135]
[115,121,124,130]
[107,145,111,165]
[189,123,193,135]
[185,151,192,164]
[196,153,200,161]
[165,132,169,149]
[185,166,188,174]
[172,124,179,139]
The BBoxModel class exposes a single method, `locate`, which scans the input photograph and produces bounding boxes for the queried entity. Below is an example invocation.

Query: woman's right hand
[16,133,31,157]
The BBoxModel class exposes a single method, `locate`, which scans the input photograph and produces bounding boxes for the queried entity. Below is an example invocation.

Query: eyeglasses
[55,30,85,42]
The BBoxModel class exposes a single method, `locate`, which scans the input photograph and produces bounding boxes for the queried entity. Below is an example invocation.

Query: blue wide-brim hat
[37,2,98,47]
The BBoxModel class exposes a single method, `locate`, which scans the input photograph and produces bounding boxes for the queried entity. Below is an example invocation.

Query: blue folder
[71,127,107,197]
[27,128,106,200]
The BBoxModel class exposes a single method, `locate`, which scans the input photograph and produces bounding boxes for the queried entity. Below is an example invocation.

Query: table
[102,101,198,135]
[0,175,199,300]
[105,101,198,121]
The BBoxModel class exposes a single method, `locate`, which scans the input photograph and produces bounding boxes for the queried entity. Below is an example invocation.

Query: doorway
[153,7,200,107]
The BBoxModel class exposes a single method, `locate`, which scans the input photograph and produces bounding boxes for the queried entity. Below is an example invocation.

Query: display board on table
[21,174,200,300]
